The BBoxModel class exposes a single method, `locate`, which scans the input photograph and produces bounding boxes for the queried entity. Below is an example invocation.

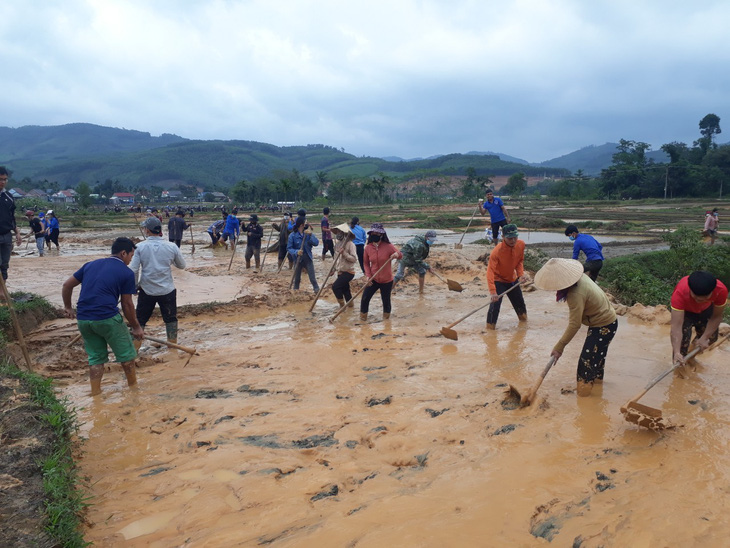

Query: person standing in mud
[44,210,60,251]
[534,258,618,397]
[130,217,186,345]
[207,218,225,246]
[287,216,319,292]
[393,230,437,294]
[564,225,604,281]
[0,167,22,280]
[321,207,334,260]
[669,270,727,367]
[25,210,45,257]
[361,223,402,321]
[243,214,264,269]
[704,208,719,245]
[331,223,358,308]
[485,224,527,330]
[61,237,144,396]
[221,213,240,248]
[272,212,293,269]
[167,210,189,248]
[479,189,511,243]
[350,216,367,273]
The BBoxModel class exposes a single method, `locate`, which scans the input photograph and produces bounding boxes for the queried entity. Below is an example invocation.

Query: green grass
[0,293,57,347]
[0,361,90,547]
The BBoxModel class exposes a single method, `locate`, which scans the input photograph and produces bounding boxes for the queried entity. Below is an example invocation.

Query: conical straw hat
[332,223,352,234]
[534,258,584,290]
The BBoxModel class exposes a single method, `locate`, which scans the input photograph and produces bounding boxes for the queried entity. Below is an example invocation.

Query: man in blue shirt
[564,224,604,281]
[479,189,511,243]
[62,237,144,396]
[349,216,367,273]
[221,213,240,248]
[287,217,320,292]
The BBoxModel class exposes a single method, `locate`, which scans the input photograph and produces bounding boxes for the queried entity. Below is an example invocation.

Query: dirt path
[10,237,730,546]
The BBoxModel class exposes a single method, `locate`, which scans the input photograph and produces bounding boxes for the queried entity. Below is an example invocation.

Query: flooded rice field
[11,230,730,547]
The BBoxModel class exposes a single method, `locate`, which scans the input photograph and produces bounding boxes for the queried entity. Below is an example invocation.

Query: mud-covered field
[3,202,730,546]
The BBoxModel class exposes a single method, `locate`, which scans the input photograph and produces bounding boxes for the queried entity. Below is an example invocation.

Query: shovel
[439,282,521,340]
[454,203,481,249]
[144,335,198,355]
[430,270,463,292]
[504,356,557,408]
[226,236,238,272]
[621,333,730,430]
[309,247,342,312]
[259,226,276,272]
[189,225,196,254]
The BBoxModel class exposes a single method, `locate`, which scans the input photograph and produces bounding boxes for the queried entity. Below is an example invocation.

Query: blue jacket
[572,233,604,262]
[223,215,240,237]
[351,224,367,246]
[287,230,319,260]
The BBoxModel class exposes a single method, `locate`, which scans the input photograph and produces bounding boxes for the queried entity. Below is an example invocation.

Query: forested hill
[0,124,569,188]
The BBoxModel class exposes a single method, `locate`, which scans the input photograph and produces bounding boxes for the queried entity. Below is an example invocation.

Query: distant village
[7,187,230,206]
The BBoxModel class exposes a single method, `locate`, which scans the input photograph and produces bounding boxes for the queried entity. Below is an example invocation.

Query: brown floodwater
[17,244,730,546]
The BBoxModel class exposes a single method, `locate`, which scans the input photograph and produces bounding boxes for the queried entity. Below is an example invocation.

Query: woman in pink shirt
[361,223,402,321]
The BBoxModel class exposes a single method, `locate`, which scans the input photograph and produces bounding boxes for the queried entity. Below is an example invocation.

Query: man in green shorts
[61,237,145,395]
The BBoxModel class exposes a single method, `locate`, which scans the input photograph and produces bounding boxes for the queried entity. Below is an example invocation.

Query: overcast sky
[2,1,729,163]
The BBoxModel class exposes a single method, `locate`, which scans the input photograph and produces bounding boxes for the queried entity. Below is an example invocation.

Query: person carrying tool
[243,214,264,269]
[485,224,527,330]
[287,216,320,292]
[670,270,727,366]
[393,230,437,294]
[25,210,45,257]
[361,223,402,321]
[331,223,358,307]
[167,210,189,248]
[479,188,511,243]
[534,258,618,397]
[272,212,294,269]
[221,213,240,248]
[44,210,60,251]
[321,207,335,260]
[207,218,225,246]
[130,217,186,345]
[564,224,604,281]
[61,237,144,396]
[350,216,367,273]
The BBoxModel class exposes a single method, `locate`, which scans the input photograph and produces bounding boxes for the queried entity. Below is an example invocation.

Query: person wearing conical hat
[485,223,527,329]
[534,258,618,397]
[330,223,358,308]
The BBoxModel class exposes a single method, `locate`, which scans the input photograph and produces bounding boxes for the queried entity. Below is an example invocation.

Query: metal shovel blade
[621,401,674,431]
[502,385,523,410]
[447,279,464,292]
[440,327,458,341]
[454,243,463,250]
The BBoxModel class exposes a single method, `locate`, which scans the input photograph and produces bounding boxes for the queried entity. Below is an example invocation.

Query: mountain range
[0,123,673,189]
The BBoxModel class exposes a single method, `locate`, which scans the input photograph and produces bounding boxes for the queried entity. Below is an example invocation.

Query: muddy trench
[10,241,730,547]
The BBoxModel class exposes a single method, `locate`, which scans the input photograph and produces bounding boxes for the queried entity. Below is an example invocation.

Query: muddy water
[34,250,728,547]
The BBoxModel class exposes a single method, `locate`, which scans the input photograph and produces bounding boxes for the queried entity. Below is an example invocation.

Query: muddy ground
[3,211,730,546]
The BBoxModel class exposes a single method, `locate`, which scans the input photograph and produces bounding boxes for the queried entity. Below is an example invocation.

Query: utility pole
[664,167,668,200]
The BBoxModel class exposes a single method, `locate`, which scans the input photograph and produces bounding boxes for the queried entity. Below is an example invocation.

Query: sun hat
[332,223,353,235]
[425,230,437,240]
[46,210,54,215]
[367,223,386,234]
[534,258,584,291]
[141,216,162,234]
[502,224,519,238]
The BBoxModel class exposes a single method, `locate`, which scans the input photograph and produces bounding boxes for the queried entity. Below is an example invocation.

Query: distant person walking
[167,210,189,248]
[479,189,511,243]
[61,237,144,396]
[0,167,22,280]
[44,210,60,251]
[704,208,719,245]
[130,217,186,345]
[321,207,334,260]
[25,210,45,257]
[564,225,604,281]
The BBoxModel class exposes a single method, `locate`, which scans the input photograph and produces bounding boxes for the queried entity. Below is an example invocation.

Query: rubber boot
[165,321,178,345]
[518,313,528,322]
[486,323,496,330]
[246,258,251,269]
[360,312,368,321]
[337,298,346,308]
[418,276,425,294]
[383,312,390,320]
[89,364,104,396]
[255,258,260,270]
[347,299,354,308]
[121,361,137,388]
[576,380,593,397]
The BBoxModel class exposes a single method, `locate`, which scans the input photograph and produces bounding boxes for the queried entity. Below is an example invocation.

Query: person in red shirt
[361,223,402,321]
[670,271,728,365]
[486,224,528,329]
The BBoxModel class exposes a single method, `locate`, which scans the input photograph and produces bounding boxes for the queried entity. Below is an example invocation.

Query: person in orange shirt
[486,223,528,329]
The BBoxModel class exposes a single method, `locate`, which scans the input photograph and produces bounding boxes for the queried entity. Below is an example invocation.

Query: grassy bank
[0,292,57,347]
[599,228,730,321]
[0,361,89,547]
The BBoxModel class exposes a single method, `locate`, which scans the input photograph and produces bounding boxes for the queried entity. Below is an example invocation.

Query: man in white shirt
[130,217,186,344]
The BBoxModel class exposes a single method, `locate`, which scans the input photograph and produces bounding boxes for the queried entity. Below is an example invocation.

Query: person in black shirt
[25,210,46,257]
[243,214,264,269]
[0,167,22,279]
